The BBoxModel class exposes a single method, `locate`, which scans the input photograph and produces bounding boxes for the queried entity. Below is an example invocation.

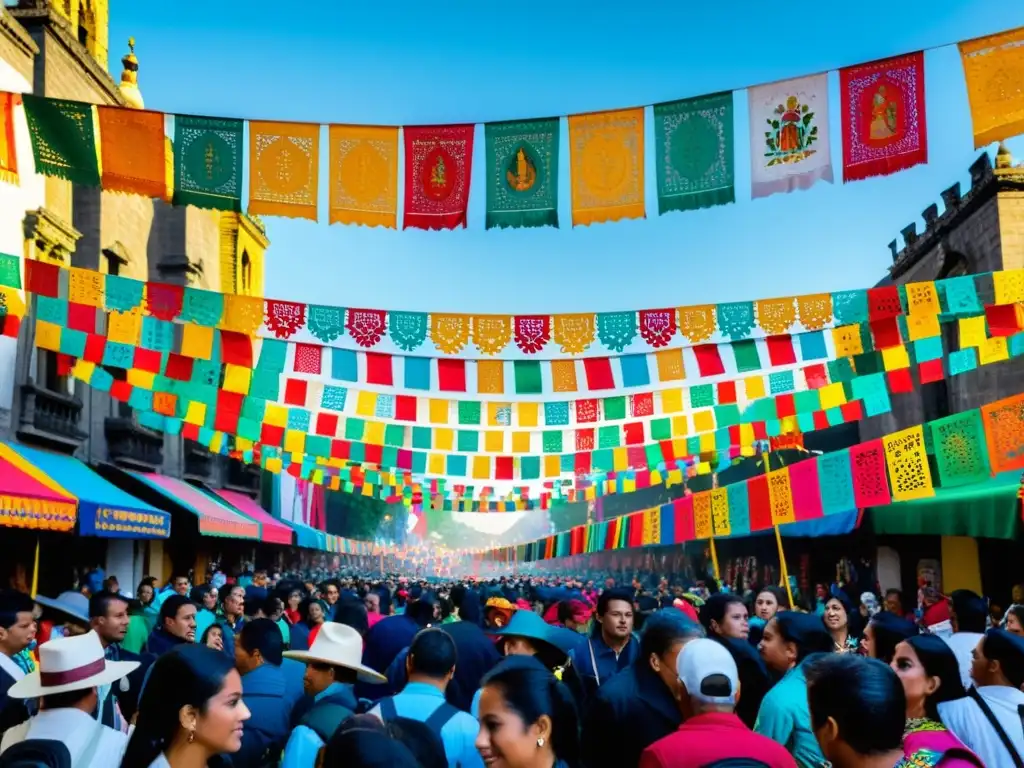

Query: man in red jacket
[639,638,797,768]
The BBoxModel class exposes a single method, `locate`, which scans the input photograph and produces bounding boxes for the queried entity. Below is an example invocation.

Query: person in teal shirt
[755,612,834,768]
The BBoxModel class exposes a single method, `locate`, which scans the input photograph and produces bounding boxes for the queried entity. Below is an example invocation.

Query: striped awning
[0,443,77,532]
[131,472,261,540]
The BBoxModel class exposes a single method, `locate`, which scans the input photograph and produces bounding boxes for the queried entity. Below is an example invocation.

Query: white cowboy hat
[34,592,90,626]
[8,630,139,699]
[283,623,387,684]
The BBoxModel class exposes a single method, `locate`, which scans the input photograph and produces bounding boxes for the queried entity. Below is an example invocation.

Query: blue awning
[289,520,328,551]
[7,444,170,539]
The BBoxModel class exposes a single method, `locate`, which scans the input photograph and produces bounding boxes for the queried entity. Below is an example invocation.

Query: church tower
[43,0,109,68]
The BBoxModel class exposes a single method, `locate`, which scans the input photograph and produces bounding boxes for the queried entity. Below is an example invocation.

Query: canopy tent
[211,489,293,545]
[130,472,261,540]
[869,471,1022,540]
[8,444,169,539]
[0,442,77,532]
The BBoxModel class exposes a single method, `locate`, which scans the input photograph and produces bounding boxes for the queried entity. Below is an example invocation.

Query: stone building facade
[0,1,270,581]
[858,147,1024,442]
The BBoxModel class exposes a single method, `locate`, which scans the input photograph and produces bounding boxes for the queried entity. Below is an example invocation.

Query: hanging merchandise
[748,74,833,199]
[840,52,928,183]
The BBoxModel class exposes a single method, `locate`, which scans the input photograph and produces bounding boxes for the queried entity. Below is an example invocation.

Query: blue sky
[108,1,1024,315]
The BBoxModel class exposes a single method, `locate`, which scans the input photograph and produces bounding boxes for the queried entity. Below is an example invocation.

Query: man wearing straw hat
[0,630,137,767]
[280,623,386,768]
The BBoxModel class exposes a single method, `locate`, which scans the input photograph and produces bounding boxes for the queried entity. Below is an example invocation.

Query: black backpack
[0,739,71,768]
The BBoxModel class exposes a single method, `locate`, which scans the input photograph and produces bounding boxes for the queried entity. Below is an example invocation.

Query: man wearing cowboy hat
[0,631,137,767]
[280,623,386,768]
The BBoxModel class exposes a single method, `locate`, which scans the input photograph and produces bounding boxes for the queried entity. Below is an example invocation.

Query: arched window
[240,250,251,295]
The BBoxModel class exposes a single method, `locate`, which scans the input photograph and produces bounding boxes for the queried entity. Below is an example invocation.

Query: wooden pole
[30,536,40,598]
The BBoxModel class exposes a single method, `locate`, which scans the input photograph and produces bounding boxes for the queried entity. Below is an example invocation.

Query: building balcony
[17,382,87,454]
[105,417,163,472]
[224,457,261,496]
[182,439,214,482]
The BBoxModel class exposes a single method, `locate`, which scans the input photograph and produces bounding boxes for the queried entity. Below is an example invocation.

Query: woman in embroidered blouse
[823,594,859,654]
[891,635,983,767]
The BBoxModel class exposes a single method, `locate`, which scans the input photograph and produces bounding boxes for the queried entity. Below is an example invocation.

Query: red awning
[213,489,294,546]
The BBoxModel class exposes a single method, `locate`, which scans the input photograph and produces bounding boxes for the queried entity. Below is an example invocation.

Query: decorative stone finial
[118,37,144,109]
[996,142,1014,169]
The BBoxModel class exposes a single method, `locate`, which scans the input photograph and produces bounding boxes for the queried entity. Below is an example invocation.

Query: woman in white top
[119,644,250,768]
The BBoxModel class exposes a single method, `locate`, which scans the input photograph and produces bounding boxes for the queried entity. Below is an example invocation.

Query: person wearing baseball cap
[639,638,797,768]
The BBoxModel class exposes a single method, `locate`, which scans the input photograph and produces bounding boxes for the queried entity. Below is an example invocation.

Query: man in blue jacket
[233,618,295,768]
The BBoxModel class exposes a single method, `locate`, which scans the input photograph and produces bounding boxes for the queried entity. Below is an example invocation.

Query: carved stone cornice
[9,3,124,105]
[0,8,38,59]
[239,213,270,250]
[23,207,82,264]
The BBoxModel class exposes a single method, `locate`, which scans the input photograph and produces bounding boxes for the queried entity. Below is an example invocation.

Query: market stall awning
[288,520,329,551]
[869,472,1021,540]
[211,489,293,545]
[0,443,77,532]
[8,444,170,539]
[131,472,261,540]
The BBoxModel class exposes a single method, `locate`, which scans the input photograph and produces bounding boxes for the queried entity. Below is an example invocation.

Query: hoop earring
[188,729,196,744]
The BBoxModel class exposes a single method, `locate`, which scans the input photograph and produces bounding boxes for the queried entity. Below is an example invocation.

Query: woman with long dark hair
[755,612,833,768]
[120,644,250,768]
[891,636,982,766]
[476,655,581,768]
[862,611,918,664]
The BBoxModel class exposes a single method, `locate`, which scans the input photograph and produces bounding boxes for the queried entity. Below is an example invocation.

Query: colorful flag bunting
[248,121,320,221]
[841,53,927,183]
[569,108,645,226]
[403,124,475,230]
[0,92,18,185]
[484,118,559,230]
[22,94,99,186]
[172,115,244,212]
[97,106,168,199]
[748,74,833,199]
[327,124,399,228]
[959,27,1024,148]
[653,93,735,214]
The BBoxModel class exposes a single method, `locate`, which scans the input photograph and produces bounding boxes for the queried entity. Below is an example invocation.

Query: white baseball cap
[676,638,739,705]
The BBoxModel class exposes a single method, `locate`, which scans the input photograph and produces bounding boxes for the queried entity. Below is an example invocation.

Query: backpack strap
[377,696,398,723]
[424,702,460,735]
[968,687,1024,768]
[300,702,354,744]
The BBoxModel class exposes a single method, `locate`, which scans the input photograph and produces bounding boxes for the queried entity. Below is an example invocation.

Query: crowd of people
[0,567,1023,766]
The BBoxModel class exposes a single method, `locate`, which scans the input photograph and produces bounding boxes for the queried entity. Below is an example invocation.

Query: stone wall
[859,150,1024,443]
